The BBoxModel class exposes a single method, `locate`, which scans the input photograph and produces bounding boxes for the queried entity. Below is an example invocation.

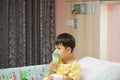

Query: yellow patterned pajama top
[55,60,81,80]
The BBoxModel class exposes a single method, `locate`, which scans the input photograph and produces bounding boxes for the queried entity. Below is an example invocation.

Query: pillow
[78,56,120,80]
[92,66,120,80]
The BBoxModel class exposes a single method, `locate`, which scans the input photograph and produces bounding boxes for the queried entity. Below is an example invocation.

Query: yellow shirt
[55,60,81,80]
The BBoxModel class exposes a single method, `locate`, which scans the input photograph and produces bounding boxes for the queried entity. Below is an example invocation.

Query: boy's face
[55,43,71,59]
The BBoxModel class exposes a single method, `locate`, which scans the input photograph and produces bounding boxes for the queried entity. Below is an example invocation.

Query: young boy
[45,33,81,80]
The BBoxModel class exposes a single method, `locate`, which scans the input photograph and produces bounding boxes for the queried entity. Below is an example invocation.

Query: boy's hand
[48,75,54,80]
[49,61,57,74]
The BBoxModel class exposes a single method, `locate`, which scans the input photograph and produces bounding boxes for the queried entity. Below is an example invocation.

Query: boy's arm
[64,76,73,80]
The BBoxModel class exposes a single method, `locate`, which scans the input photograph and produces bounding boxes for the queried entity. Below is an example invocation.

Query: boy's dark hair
[55,33,75,52]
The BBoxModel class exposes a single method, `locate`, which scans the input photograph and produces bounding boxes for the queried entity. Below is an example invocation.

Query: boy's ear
[67,47,72,53]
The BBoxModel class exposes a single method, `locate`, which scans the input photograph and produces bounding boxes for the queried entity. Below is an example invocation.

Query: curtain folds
[0,0,55,68]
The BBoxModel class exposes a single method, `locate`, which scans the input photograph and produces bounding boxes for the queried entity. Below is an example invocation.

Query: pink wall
[55,0,67,36]
[107,5,120,63]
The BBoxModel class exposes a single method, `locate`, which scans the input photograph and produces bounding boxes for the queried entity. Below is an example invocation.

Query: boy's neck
[62,54,76,64]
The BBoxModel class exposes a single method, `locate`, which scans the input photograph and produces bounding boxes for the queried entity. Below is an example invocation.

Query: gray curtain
[0,0,55,68]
